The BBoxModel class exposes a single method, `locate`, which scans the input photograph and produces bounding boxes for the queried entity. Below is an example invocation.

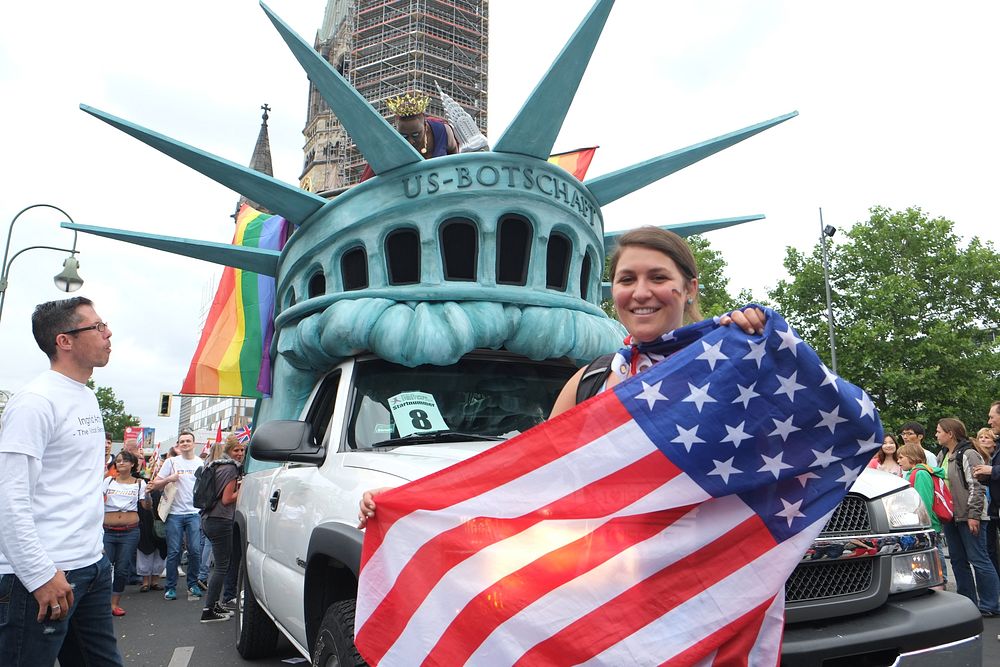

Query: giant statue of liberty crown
[66,0,794,420]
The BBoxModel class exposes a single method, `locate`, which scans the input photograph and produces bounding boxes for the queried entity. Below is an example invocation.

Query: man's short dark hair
[31,297,93,360]
[900,421,926,437]
[177,429,195,442]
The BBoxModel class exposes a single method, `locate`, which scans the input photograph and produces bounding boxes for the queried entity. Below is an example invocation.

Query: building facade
[300,0,489,193]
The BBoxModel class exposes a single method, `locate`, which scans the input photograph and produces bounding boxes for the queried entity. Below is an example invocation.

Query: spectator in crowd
[104,434,115,476]
[197,441,228,591]
[937,417,1000,616]
[900,421,940,468]
[221,438,247,607]
[122,436,147,480]
[198,435,243,623]
[973,402,1000,577]
[897,443,948,590]
[148,431,204,601]
[102,450,147,616]
[867,435,903,476]
[136,486,167,593]
[0,296,123,665]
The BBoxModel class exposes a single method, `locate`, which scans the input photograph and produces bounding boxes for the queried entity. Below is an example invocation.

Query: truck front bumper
[781,590,982,666]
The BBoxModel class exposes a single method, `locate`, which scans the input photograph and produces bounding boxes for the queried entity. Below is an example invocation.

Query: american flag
[237,422,253,444]
[355,309,881,666]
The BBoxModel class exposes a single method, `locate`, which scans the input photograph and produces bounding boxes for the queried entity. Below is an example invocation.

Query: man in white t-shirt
[149,430,204,600]
[0,296,123,666]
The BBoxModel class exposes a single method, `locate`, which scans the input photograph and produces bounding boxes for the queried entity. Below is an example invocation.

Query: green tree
[769,206,1000,430]
[87,379,140,440]
[600,233,754,320]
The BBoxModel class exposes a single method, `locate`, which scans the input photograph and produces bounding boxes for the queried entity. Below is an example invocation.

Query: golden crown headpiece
[386,92,430,117]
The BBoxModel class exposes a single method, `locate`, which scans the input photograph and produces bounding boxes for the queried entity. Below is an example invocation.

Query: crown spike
[79,105,325,225]
[259,2,422,175]
[62,223,280,276]
[585,111,798,206]
[493,0,614,159]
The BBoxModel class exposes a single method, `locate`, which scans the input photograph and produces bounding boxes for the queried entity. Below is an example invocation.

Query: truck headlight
[881,486,930,529]
[890,550,943,592]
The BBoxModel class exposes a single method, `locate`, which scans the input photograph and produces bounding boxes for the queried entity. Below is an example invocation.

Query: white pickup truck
[234,350,983,666]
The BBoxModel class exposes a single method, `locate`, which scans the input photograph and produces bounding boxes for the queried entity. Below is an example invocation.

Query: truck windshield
[347,356,576,450]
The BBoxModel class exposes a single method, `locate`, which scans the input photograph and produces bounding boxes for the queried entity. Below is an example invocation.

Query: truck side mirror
[249,420,325,464]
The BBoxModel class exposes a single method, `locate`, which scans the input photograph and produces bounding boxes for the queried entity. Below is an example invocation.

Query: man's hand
[32,570,74,622]
[973,464,993,477]
[969,518,981,537]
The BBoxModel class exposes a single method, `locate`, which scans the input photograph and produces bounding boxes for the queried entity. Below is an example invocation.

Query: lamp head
[53,255,83,292]
[823,224,837,238]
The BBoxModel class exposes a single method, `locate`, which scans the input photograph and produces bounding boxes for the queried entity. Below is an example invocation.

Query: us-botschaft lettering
[400,165,598,226]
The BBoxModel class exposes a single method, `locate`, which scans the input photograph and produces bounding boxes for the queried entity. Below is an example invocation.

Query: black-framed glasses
[62,322,109,335]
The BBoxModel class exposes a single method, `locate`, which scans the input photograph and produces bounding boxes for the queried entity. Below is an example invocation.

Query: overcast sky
[2,1,998,441]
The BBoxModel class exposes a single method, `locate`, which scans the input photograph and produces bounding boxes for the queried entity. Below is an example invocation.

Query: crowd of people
[868,412,1000,617]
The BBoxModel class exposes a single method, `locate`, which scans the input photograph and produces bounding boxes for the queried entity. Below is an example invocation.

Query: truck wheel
[235,554,280,658]
[311,599,366,667]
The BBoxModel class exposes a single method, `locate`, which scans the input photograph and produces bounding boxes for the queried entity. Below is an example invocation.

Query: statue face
[396,115,426,153]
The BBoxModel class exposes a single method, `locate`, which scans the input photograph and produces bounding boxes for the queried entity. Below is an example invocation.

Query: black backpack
[193,460,237,513]
[575,353,616,404]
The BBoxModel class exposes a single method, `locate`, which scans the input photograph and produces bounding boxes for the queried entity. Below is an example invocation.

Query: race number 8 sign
[387,391,449,437]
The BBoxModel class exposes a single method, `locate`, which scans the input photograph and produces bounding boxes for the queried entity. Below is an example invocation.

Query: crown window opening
[496,216,532,286]
[440,219,478,281]
[287,288,297,309]
[580,251,593,300]
[386,228,421,285]
[308,270,327,298]
[545,232,571,292]
[341,246,369,291]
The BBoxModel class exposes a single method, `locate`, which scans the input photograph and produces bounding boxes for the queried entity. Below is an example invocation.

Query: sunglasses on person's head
[62,321,109,335]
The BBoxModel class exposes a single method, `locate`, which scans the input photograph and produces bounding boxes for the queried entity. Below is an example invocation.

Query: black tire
[235,553,280,658]
[311,599,366,667]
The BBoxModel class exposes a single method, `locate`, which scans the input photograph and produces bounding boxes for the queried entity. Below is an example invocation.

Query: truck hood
[850,467,909,500]
[342,441,497,481]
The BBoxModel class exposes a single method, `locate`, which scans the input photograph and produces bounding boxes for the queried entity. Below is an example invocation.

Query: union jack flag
[237,422,253,444]
[355,309,881,665]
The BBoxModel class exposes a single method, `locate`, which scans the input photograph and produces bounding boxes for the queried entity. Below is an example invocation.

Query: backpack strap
[575,353,616,405]
[954,443,971,490]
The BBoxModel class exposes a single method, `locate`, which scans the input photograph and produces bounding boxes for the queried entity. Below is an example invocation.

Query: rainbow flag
[181,204,290,397]
[547,146,598,180]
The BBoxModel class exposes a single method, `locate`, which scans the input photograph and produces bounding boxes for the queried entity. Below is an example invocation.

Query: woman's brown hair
[937,417,968,444]
[897,443,927,467]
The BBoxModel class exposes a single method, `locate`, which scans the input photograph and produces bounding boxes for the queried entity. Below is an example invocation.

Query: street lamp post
[818,207,837,373]
[0,204,84,325]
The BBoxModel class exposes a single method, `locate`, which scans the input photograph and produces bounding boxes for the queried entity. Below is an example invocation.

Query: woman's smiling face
[612,246,697,343]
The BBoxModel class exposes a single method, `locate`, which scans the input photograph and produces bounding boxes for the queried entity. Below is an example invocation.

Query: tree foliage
[769,206,1000,431]
[87,379,140,440]
[600,233,751,320]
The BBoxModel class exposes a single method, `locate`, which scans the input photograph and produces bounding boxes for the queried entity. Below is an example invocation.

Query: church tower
[237,103,276,216]
[301,0,489,194]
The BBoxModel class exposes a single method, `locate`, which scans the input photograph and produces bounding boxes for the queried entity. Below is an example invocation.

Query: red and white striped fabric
[355,310,880,665]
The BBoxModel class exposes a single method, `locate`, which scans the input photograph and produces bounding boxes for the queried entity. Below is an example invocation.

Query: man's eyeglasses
[62,322,109,335]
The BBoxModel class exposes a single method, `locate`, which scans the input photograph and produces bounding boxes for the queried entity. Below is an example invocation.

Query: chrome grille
[819,494,870,536]
[785,558,874,602]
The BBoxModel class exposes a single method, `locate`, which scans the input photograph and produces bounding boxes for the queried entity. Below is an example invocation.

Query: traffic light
[158,392,172,417]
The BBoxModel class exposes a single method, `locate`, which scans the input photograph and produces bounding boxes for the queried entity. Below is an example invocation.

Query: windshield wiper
[376,430,506,447]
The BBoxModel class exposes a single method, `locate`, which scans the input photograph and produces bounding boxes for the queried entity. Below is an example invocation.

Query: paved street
[63,579,1000,666]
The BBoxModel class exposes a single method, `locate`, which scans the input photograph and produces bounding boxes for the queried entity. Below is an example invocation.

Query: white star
[836,463,861,488]
[696,340,729,370]
[769,415,800,441]
[671,424,706,452]
[732,382,760,409]
[776,326,804,357]
[796,471,821,487]
[743,339,767,368]
[775,498,806,527]
[856,433,880,455]
[634,381,668,410]
[708,457,743,484]
[856,392,876,419]
[758,452,793,479]
[811,446,839,469]
[682,382,717,413]
[819,363,839,388]
[815,406,849,433]
[721,421,753,447]
[774,371,807,402]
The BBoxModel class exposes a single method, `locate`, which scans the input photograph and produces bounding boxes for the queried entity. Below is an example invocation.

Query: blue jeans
[0,555,124,666]
[102,525,140,594]
[165,513,201,591]
[199,526,213,582]
[943,519,1000,613]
